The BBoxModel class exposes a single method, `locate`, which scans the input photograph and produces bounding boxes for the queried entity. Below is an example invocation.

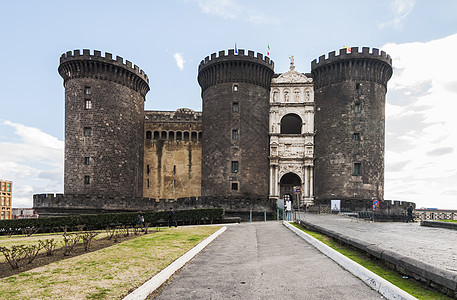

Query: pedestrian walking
[406,205,414,223]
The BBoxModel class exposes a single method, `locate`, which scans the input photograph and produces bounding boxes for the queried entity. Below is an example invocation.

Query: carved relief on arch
[278,164,304,182]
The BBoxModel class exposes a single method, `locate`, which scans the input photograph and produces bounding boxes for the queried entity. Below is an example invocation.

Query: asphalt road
[151,222,383,300]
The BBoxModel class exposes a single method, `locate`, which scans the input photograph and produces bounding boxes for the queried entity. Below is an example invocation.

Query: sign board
[373,199,379,211]
[293,186,301,194]
[277,199,284,210]
[331,200,341,212]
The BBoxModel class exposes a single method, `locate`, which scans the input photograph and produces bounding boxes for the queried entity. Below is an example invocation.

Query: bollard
[264,210,266,222]
[250,210,252,223]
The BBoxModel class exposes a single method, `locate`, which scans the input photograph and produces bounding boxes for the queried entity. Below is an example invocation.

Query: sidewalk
[300,214,457,274]
[152,222,382,300]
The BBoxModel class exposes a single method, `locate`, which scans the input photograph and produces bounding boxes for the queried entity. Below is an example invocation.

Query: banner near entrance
[331,200,341,212]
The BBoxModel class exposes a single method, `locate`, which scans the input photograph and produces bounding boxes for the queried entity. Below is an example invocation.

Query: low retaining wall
[33,193,276,218]
[421,220,457,230]
[297,219,457,298]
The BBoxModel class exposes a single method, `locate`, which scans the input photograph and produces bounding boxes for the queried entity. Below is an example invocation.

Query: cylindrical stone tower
[58,49,149,200]
[311,47,392,202]
[198,49,274,198]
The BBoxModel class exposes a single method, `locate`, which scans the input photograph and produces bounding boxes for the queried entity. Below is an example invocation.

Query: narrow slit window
[231,161,239,173]
[232,129,238,140]
[354,103,361,113]
[85,99,92,109]
[84,157,90,165]
[84,175,90,184]
[84,87,91,95]
[354,163,362,175]
[232,102,239,112]
[353,133,360,141]
[84,127,92,137]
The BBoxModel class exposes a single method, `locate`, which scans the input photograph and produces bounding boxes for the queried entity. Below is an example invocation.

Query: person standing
[168,208,177,227]
[137,211,144,226]
[406,205,414,223]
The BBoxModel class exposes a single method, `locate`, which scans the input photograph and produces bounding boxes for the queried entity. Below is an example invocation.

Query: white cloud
[196,0,277,25]
[383,33,457,209]
[173,53,185,71]
[379,0,415,29]
[0,121,64,208]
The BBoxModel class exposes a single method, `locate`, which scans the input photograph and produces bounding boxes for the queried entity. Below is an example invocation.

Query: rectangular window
[353,133,360,141]
[147,165,150,174]
[84,157,90,165]
[231,161,239,173]
[354,103,361,113]
[84,86,91,95]
[173,165,176,175]
[147,179,150,188]
[231,182,239,191]
[85,99,92,109]
[354,163,362,176]
[232,102,239,112]
[84,175,90,184]
[84,127,92,137]
[232,129,238,140]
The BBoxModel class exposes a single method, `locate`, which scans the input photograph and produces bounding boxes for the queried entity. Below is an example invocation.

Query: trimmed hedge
[0,208,224,234]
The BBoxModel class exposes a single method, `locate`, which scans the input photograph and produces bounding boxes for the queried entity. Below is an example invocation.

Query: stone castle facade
[33,47,396,217]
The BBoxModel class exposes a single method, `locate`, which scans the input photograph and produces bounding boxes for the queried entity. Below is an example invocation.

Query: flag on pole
[235,43,238,54]
[344,46,351,53]
[267,44,270,56]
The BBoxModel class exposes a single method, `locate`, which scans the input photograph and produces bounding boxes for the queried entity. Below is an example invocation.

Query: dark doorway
[280,172,301,208]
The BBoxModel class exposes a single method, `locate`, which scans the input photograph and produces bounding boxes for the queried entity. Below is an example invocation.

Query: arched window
[161,131,167,139]
[153,131,160,140]
[280,114,302,134]
[191,132,197,141]
[176,131,182,141]
[198,132,202,140]
[169,131,175,140]
[146,131,152,139]
[183,132,190,140]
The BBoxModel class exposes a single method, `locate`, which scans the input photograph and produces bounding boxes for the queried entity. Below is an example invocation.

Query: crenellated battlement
[198,49,275,92]
[59,49,150,97]
[311,47,393,89]
[198,49,274,71]
[311,47,392,69]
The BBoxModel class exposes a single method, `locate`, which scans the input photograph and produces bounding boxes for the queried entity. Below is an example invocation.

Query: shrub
[0,208,224,236]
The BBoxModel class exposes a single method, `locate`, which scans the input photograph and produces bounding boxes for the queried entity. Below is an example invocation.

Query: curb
[123,226,227,300]
[284,222,417,300]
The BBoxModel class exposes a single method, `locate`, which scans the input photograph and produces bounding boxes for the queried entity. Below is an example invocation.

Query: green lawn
[291,223,452,300]
[0,226,220,300]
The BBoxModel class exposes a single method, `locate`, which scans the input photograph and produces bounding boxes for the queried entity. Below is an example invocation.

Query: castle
[34,47,404,217]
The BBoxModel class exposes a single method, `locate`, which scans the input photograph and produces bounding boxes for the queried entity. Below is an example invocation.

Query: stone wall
[33,193,276,217]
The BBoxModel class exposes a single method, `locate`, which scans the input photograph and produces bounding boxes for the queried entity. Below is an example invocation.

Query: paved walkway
[152,222,382,300]
[301,214,457,274]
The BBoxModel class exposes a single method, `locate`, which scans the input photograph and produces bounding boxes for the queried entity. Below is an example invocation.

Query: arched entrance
[280,172,301,208]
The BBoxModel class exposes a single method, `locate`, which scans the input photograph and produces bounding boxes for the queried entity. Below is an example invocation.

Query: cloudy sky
[0,0,456,209]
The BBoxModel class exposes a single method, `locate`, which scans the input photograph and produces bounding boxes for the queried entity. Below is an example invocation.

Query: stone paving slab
[151,222,382,300]
[301,214,457,275]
